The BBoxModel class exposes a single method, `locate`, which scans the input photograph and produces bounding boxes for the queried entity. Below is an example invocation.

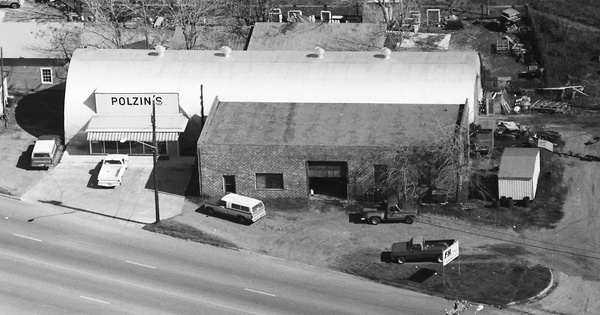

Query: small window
[218,200,226,207]
[240,206,250,212]
[256,173,283,189]
[40,68,53,84]
[232,203,241,210]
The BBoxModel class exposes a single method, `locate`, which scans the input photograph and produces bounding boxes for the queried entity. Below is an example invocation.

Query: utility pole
[152,99,160,224]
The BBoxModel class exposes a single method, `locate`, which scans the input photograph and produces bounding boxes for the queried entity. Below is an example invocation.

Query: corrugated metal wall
[498,178,534,200]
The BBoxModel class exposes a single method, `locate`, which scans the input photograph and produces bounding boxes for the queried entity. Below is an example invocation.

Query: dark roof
[247,22,386,51]
[498,148,540,179]
[199,102,462,147]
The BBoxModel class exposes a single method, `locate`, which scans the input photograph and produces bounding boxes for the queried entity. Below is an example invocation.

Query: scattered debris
[536,85,587,100]
[530,100,570,114]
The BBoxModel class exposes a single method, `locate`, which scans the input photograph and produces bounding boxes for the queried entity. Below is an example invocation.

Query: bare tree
[362,0,422,49]
[77,0,172,49]
[377,116,471,203]
[161,0,223,50]
[80,0,138,48]
[35,23,82,62]
[227,0,273,26]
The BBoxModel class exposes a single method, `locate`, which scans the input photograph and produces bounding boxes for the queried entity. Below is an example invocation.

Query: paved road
[2,196,508,315]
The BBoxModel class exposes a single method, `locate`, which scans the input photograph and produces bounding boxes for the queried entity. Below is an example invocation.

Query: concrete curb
[17,194,150,226]
[507,268,554,306]
[0,192,22,201]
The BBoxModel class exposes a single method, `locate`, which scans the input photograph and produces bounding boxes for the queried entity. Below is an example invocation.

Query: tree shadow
[15,83,65,139]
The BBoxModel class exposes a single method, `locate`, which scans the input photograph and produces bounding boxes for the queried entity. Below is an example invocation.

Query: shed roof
[247,22,386,51]
[498,148,540,179]
[199,102,462,147]
[0,22,82,59]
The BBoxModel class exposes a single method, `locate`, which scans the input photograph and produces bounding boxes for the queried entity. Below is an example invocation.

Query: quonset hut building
[64,48,481,199]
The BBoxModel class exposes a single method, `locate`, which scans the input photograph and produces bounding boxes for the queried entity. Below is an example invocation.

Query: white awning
[85,114,188,142]
[87,131,180,142]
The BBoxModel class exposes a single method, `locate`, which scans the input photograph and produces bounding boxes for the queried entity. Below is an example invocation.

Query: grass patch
[437,129,567,229]
[335,253,551,306]
[143,220,238,250]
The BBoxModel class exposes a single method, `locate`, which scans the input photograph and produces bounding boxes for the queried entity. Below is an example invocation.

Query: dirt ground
[171,110,600,314]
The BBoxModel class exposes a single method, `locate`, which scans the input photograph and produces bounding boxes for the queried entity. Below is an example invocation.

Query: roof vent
[381,47,391,59]
[315,46,325,59]
[220,46,232,58]
[155,45,166,57]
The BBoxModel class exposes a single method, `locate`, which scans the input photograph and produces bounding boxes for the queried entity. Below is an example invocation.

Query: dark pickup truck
[360,195,418,225]
[391,236,456,264]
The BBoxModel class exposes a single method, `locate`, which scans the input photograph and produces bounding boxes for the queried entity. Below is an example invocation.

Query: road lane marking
[244,288,276,297]
[80,296,110,304]
[125,260,156,269]
[13,234,42,242]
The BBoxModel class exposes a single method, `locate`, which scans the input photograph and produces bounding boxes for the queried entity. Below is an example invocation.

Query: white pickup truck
[97,154,129,187]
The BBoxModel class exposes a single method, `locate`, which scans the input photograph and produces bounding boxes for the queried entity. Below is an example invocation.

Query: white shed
[498,148,541,200]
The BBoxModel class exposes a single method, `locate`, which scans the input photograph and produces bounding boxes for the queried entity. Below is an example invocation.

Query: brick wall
[198,144,391,200]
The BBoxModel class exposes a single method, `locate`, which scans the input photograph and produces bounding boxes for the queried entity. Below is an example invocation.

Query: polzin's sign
[95,93,180,115]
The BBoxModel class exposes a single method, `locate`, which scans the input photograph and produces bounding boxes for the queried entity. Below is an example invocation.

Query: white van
[204,193,267,224]
[31,135,62,169]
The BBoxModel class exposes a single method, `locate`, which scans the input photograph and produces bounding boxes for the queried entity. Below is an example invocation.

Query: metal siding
[499,179,533,200]
[532,153,540,198]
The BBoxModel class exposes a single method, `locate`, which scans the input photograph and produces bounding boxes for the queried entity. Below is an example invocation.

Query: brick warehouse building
[199,101,468,200]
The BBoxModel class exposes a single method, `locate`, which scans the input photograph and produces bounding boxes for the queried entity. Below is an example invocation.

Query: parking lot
[20,153,194,223]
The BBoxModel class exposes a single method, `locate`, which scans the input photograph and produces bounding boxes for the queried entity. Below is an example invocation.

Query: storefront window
[104,141,118,154]
[117,140,129,154]
[88,140,170,155]
[130,141,144,154]
[157,141,167,155]
[90,141,104,154]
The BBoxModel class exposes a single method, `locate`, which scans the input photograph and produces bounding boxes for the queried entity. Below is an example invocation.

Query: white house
[64,47,482,155]
[498,148,541,200]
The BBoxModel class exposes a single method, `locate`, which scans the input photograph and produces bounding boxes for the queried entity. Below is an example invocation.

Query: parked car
[97,154,129,187]
[0,0,23,8]
[30,135,62,169]
[391,236,456,264]
[203,193,266,225]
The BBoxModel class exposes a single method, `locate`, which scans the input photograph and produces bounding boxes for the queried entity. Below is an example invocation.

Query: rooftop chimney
[381,47,391,59]
[220,46,232,58]
[315,46,325,59]
[155,45,166,57]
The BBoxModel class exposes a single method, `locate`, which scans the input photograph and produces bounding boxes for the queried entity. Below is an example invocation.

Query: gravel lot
[171,112,600,315]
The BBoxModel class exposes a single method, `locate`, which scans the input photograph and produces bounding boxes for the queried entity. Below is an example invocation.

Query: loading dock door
[307,161,348,198]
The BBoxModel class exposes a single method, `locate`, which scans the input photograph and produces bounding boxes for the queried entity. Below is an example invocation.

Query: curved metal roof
[65,48,480,143]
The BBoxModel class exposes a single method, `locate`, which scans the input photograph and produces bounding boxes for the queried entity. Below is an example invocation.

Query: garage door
[307,161,348,199]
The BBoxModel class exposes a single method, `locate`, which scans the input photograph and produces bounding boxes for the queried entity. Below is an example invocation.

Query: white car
[0,0,23,9]
[97,154,129,187]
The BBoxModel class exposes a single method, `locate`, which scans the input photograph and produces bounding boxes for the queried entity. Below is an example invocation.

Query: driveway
[20,153,195,224]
